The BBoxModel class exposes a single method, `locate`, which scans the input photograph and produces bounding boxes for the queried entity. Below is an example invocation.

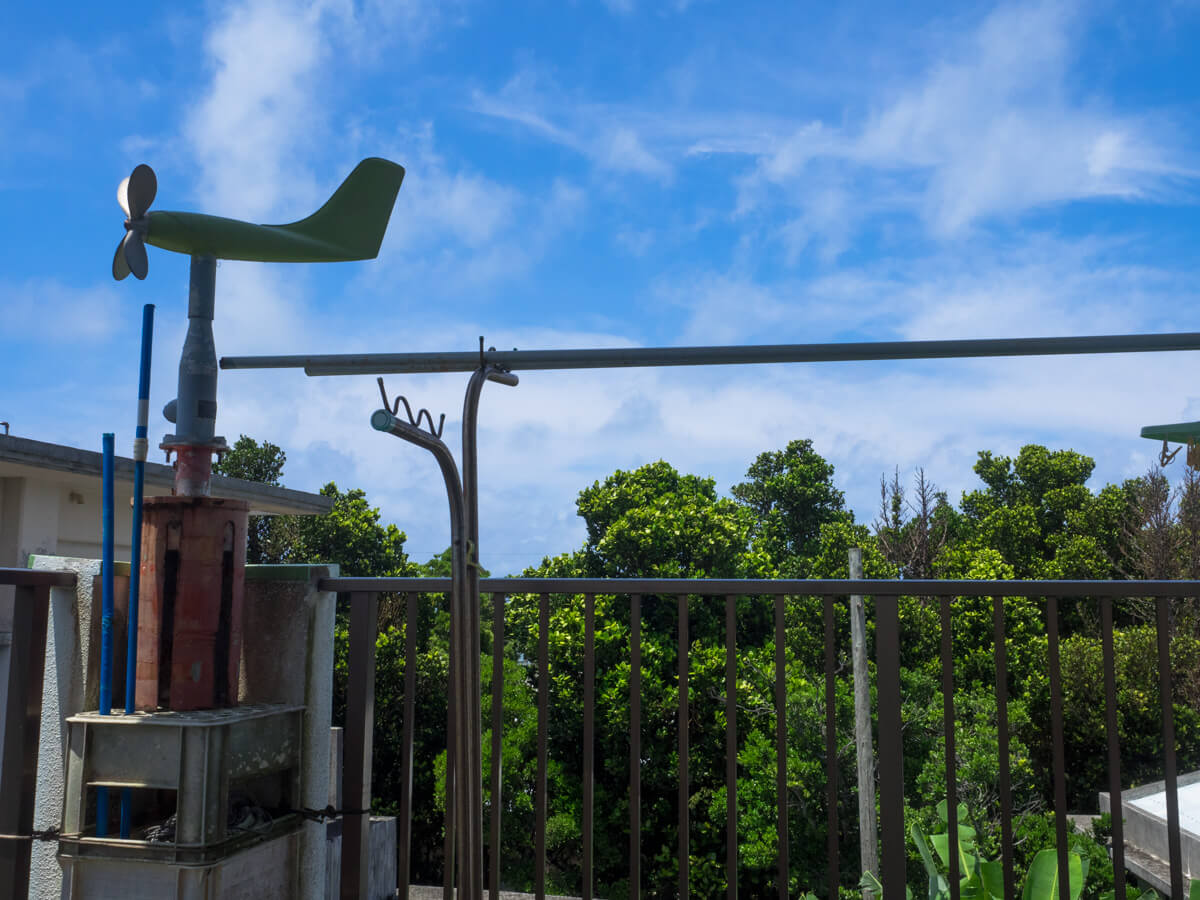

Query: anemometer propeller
[114,165,157,280]
[111,156,405,495]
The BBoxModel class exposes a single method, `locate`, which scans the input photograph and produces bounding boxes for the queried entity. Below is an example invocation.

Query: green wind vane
[111,157,404,495]
[113,157,405,279]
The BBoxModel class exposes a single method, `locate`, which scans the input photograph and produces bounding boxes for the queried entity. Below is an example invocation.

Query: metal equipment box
[59,703,303,866]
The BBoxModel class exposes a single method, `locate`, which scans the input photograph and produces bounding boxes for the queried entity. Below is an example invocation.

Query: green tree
[732,439,851,575]
[212,435,286,563]
[941,446,1131,583]
[269,483,412,577]
[503,448,873,897]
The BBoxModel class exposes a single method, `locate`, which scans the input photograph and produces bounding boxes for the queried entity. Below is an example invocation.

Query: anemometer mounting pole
[162,255,225,496]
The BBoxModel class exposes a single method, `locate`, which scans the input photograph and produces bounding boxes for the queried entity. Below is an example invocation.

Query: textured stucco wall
[28,555,98,900]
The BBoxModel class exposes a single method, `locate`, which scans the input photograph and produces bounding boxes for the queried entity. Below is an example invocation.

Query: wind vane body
[113,157,405,278]
[112,156,405,495]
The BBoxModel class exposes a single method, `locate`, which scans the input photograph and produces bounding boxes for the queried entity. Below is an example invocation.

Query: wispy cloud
[475,0,1194,258]
[735,0,1194,242]
[470,72,674,181]
[665,230,1196,347]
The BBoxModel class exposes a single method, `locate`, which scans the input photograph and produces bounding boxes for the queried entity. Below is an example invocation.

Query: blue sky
[2,0,1199,573]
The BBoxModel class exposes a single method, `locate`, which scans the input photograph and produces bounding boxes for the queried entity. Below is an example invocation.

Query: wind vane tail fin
[281,158,405,260]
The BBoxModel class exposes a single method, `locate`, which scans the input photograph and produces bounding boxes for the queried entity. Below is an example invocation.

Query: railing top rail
[0,567,77,588]
[318,576,1200,598]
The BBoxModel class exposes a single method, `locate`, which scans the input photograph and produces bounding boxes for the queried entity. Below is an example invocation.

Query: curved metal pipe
[371,409,479,897]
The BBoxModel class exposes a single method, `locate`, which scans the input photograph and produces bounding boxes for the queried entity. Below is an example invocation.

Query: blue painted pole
[97,432,115,838]
[120,303,154,838]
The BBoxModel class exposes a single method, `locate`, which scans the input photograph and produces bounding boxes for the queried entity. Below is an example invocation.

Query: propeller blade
[124,164,157,220]
[117,176,132,217]
[123,231,149,280]
[113,235,131,281]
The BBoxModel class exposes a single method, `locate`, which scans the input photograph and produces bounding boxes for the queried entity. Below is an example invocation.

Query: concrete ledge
[1100,768,1200,895]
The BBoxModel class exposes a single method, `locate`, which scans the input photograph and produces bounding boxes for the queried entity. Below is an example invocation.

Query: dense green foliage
[218,434,1200,898]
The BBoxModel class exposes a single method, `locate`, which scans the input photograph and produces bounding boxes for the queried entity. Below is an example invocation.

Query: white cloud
[184,0,331,220]
[0,279,123,341]
[663,225,1200,350]
[737,0,1192,240]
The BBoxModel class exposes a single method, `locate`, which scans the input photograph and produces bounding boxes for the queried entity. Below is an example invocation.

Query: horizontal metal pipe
[219,331,1200,375]
[319,576,1200,598]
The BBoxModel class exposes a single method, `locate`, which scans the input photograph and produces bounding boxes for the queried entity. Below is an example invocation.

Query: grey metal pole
[220,330,1200,375]
[460,364,518,897]
[849,548,879,895]
[166,255,227,495]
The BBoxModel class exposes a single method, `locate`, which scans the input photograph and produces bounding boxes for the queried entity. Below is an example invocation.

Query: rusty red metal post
[135,496,248,710]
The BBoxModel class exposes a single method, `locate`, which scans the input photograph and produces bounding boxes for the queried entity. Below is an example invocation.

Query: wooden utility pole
[850,547,879,896]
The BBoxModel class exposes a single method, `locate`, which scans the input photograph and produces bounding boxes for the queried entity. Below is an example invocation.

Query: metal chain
[0,804,371,843]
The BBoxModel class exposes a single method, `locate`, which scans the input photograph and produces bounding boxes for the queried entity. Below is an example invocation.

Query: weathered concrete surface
[240,564,338,900]
[326,816,397,900]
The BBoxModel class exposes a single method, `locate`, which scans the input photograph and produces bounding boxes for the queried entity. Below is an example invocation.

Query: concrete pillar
[17,558,337,900]
[239,564,337,900]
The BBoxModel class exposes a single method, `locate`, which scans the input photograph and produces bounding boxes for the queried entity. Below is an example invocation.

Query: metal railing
[327,576,1200,900]
[0,567,77,899]
[1,571,1193,897]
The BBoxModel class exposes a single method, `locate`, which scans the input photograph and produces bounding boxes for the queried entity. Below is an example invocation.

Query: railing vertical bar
[536,592,550,900]
[726,593,738,900]
[824,593,839,900]
[940,595,960,900]
[489,592,507,899]
[1047,597,1071,900]
[775,593,789,900]
[0,583,51,900]
[583,593,596,900]
[398,592,419,900]
[1156,596,1183,900]
[875,595,905,900]
[1101,596,1126,900]
[678,593,690,900]
[341,590,379,900]
[444,587,457,900]
[993,596,1015,900]
[630,594,642,898]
